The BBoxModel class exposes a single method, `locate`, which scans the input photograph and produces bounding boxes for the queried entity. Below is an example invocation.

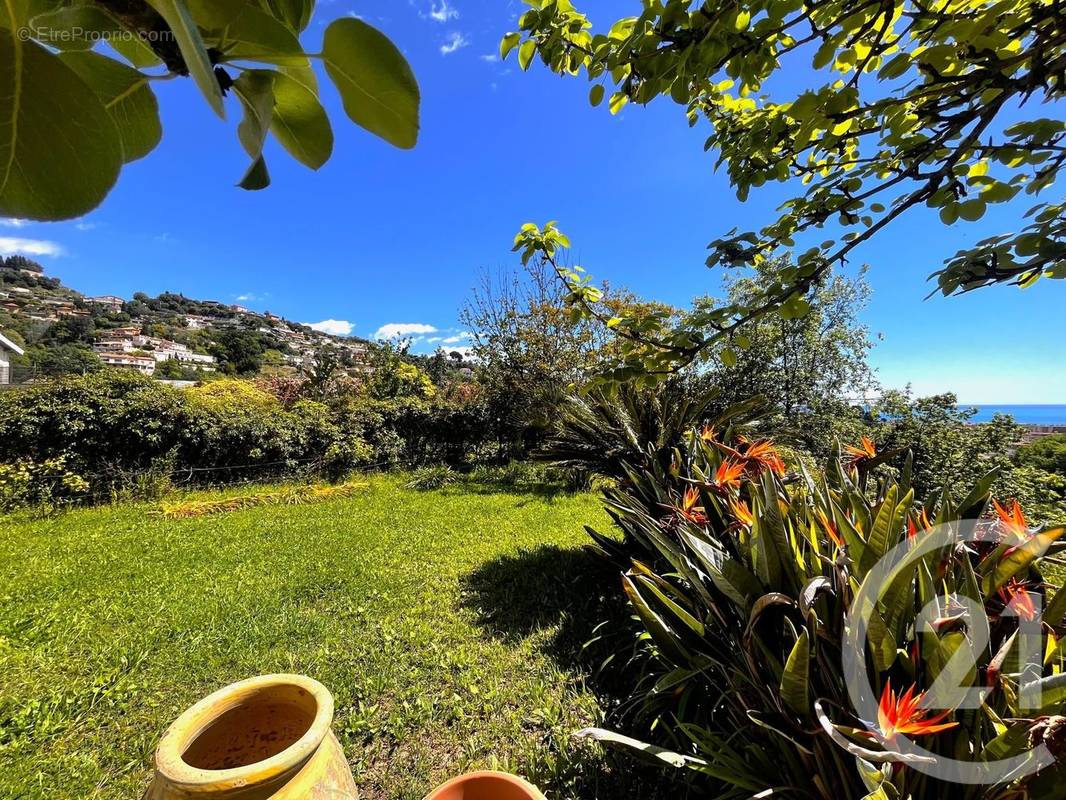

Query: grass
[0,474,670,799]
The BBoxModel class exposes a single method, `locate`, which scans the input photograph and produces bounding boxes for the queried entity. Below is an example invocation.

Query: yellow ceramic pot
[144,674,357,800]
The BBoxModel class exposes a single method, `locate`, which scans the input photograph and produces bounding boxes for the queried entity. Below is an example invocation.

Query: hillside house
[107,326,142,338]
[99,352,156,375]
[133,336,216,367]
[94,339,136,354]
[0,331,24,384]
[184,315,213,330]
[90,295,125,312]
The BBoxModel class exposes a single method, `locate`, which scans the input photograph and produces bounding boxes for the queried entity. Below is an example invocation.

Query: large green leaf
[1043,582,1066,627]
[0,32,122,220]
[185,0,245,29]
[925,631,976,710]
[574,727,707,770]
[262,0,312,32]
[680,530,761,608]
[109,24,164,68]
[321,17,419,149]
[214,5,307,66]
[58,51,161,163]
[622,574,691,665]
[780,629,810,715]
[232,69,274,189]
[983,526,1066,595]
[633,572,705,638]
[144,0,224,117]
[865,485,908,567]
[270,70,332,169]
[1023,672,1066,715]
[865,604,897,672]
[26,5,126,50]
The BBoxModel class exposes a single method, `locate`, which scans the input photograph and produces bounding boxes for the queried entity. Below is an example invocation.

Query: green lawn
[0,476,658,799]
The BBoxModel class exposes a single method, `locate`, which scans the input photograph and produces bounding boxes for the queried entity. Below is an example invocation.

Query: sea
[965,405,1066,425]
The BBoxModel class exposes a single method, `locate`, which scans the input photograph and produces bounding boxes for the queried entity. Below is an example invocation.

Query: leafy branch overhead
[504,0,1064,372]
[0,0,420,220]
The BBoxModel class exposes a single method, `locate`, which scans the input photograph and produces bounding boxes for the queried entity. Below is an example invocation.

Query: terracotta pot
[144,674,357,800]
[424,771,546,800]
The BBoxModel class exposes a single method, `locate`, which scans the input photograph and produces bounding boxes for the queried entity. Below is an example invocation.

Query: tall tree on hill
[702,258,877,451]
[210,327,267,376]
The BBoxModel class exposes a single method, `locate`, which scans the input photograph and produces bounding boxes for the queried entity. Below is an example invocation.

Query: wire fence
[0,451,450,510]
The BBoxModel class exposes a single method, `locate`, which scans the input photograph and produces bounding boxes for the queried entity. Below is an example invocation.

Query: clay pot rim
[155,673,333,793]
[424,770,546,800]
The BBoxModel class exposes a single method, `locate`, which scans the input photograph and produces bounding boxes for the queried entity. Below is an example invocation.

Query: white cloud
[0,218,29,228]
[373,322,437,340]
[438,344,474,359]
[307,319,355,336]
[442,332,470,344]
[428,1,458,22]
[479,53,497,62]
[440,31,468,55]
[74,222,97,231]
[0,237,64,257]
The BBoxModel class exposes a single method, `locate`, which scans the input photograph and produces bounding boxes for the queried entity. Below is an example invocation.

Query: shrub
[1018,434,1066,477]
[332,396,495,469]
[0,456,89,512]
[407,465,458,490]
[578,426,1066,798]
[536,379,762,485]
[0,373,374,502]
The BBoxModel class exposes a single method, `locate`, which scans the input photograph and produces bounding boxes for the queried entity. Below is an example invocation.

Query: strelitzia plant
[577,426,1066,799]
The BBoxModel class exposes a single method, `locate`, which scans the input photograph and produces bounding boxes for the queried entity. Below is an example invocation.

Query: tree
[27,344,103,375]
[1,1,420,220]
[1,255,43,272]
[154,358,185,379]
[702,258,877,451]
[1017,433,1066,476]
[865,390,1028,499]
[363,341,436,400]
[210,327,267,375]
[505,0,1064,376]
[300,345,348,401]
[40,314,96,346]
[460,259,675,442]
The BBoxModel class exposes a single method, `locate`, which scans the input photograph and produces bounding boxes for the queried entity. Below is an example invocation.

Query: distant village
[0,256,372,384]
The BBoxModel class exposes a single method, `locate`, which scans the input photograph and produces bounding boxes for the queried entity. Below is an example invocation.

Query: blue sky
[2,0,1063,402]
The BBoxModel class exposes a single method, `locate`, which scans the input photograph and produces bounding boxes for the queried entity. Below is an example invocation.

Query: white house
[90,295,125,312]
[0,331,25,385]
[99,352,156,376]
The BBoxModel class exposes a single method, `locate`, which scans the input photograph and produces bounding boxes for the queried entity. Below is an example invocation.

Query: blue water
[964,405,1066,425]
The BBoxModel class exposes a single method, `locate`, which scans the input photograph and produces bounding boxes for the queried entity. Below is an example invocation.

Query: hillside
[0,256,370,381]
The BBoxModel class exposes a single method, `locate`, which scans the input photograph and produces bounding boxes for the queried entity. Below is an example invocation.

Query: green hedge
[0,372,498,506]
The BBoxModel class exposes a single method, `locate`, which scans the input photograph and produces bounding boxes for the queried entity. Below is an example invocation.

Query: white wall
[0,352,9,385]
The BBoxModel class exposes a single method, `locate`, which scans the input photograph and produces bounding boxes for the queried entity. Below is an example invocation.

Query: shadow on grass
[439,480,578,505]
[461,544,694,799]
[461,544,623,664]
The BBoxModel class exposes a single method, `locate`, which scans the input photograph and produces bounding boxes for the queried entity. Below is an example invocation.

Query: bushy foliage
[861,392,1064,524]
[577,423,1066,798]
[407,465,459,490]
[0,371,507,508]
[536,377,746,483]
[0,373,372,503]
[0,456,88,512]
[332,396,495,468]
[1018,434,1066,477]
